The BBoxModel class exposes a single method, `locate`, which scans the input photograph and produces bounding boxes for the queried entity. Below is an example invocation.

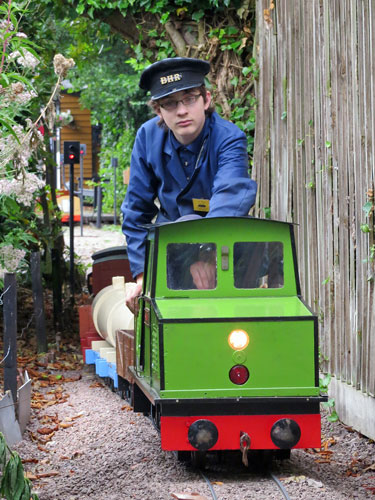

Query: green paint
[135,217,320,403]
[160,319,316,398]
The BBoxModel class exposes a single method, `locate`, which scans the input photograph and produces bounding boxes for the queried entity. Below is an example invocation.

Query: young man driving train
[121,57,257,312]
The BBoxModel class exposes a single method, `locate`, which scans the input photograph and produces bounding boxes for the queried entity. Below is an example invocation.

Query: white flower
[56,109,73,126]
[0,172,45,206]
[9,49,40,70]
[0,124,43,171]
[0,82,38,106]
[0,245,26,273]
[0,20,14,31]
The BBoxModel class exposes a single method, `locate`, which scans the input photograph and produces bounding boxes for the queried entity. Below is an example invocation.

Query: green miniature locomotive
[128,216,325,460]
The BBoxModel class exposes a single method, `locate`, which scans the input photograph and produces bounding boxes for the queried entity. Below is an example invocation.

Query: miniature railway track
[199,470,292,500]
[117,378,295,500]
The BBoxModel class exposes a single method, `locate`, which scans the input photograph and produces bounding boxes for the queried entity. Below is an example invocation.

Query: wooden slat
[368,0,375,397]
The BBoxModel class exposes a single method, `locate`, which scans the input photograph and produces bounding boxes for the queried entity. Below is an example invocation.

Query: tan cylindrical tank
[92,276,135,347]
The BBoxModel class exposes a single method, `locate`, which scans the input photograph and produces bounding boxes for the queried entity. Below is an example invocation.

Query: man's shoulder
[209,112,245,139]
[138,116,165,139]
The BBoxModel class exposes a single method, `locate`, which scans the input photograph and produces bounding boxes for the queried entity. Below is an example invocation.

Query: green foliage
[319,373,339,423]
[209,26,242,52]
[362,200,373,218]
[97,129,134,214]
[0,433,39,500]
[360,196,375,268]
[263,207,271,219]
[360,223,370,234]
[63,0,245,18]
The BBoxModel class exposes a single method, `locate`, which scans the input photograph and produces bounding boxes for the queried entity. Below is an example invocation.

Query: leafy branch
[0,433,39,500]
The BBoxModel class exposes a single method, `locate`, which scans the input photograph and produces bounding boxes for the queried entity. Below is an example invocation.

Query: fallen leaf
[25,471,38,480]
[89,382,104,388]
[60,422,75,429]
[321,438,336,450]
[211,482,223,486]
[362,485,375,493]
[346,470,360,477]
[364,464,375,472]
[281,475,306,484]
[36,471,60,478]
[67,412,85,421]
[36,361,48,368]
[63,374,82,382]
[45,400,59,407]
[37,425,59,435]
[39,415,60,425]
[37,432,55,443]
[22,458,39,464]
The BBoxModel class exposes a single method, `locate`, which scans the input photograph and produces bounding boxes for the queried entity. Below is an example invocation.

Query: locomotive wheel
[190,451,206,469]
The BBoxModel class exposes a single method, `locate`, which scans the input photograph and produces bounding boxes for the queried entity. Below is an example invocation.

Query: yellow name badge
[193,198,210,212]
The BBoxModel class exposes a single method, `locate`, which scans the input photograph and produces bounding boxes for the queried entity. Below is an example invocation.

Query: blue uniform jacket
[121,111,257,278]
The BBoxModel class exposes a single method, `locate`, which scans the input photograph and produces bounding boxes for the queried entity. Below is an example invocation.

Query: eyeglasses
[159,94,202,111]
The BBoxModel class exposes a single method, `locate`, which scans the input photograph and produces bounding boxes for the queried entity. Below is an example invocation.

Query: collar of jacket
[163,113,211,158]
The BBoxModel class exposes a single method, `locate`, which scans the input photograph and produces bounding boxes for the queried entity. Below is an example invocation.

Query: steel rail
[269,472,292,500]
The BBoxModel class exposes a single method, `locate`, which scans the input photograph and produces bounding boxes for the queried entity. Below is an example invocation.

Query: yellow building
[58,92,100,189]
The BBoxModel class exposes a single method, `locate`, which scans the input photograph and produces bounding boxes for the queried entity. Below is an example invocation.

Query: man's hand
[126,273,143,314]
[189,261,216,289]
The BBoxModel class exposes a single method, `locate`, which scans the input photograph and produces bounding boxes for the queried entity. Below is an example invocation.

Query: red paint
[79,305,96,338]
[160,414,321,450]
[61,214,80,223]
[79,305,103,361]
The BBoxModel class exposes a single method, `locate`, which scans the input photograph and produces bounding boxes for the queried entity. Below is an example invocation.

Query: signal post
[63,141,80,305]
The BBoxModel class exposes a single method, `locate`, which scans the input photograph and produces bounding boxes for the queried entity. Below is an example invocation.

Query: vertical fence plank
[347,0,357,389]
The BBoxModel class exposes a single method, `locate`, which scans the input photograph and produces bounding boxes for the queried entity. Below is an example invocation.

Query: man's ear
[154,104,162,118]
[204,90,212,111]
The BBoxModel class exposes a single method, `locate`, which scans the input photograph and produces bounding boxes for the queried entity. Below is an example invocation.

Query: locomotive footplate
[156,396,327,417]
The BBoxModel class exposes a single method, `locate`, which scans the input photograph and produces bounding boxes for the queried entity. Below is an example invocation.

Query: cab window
[233,242,284,289]
[167,243,217,290]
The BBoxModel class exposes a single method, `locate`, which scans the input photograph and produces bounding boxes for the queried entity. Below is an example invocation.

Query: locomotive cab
[129,216,326,457]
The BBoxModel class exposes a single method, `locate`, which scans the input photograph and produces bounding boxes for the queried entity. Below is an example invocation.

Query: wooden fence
[253,0,375,433]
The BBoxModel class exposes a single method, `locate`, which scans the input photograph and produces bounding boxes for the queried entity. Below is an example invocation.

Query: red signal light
[229,365,249,385]
[63,141,80,164]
